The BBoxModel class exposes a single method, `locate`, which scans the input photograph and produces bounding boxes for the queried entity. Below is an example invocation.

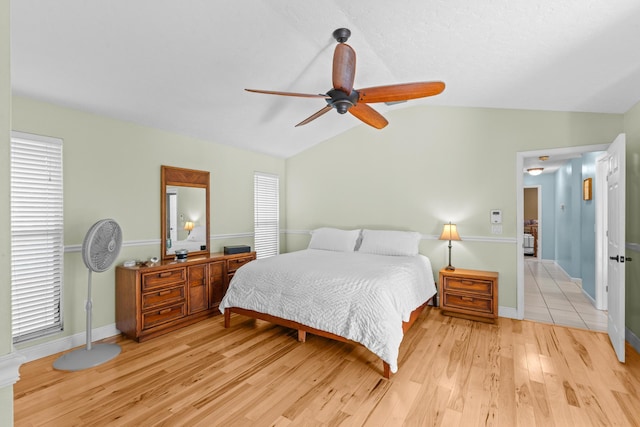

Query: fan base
[53,343,121,371]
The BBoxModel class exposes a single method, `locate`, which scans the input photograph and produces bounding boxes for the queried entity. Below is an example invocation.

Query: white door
[595,154,609,310]
[606,133,626,363]
[168,192,178,242]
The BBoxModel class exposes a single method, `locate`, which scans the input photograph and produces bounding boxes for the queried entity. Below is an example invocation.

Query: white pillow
[308,227,361,252]
[187,225,206,241]
[358,229,421,256]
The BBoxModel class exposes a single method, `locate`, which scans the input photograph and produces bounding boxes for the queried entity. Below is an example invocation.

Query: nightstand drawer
[142,268,186,291]
[442,277,493,297]
[439,268,498,322]
[442,293,493,315]
[142,303,186,329]
[142,286,185,310]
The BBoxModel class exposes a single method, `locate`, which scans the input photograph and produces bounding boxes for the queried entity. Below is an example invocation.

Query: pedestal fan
[54,219,123,371]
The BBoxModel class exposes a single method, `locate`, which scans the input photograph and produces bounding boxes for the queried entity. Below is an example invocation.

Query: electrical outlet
[491,225,503,234]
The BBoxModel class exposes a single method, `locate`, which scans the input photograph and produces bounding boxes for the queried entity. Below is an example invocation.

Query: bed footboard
[223,299,430,379]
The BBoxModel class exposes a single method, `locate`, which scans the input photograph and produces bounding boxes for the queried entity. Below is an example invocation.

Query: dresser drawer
[142,303,186,330]
[142,268,186,291]
[443,277,493,297]
[142,286,185,310]
[227,255,254,273]
[442,293,493,315]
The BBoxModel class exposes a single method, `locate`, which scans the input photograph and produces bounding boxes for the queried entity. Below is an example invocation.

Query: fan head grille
[82,219,123,272]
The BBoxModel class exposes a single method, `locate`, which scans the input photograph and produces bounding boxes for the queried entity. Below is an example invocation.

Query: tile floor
[524,258,608,332]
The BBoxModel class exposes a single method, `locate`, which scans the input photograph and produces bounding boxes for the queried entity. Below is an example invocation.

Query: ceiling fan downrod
[332,28,351,43]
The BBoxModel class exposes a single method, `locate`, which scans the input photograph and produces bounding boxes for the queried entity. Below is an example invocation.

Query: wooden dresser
[439,268,498,323]
[116,252,255,341]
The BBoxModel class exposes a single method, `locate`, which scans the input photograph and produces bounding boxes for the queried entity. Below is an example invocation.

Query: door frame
[516,143,609,319]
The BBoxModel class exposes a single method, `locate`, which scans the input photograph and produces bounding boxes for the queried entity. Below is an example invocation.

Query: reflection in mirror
[165,186,207,255]
[161,165,210,260]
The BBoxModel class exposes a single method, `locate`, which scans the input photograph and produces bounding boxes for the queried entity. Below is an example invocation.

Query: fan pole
[53,218,123,371]
[86,269,93,351]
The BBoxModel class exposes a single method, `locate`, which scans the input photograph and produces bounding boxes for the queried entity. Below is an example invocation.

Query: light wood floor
[14,308,640,426]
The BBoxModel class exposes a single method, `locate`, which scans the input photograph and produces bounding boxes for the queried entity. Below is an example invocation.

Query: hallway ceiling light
[527,168,544,176]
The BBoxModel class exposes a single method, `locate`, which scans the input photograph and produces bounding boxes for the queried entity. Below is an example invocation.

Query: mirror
[161,165,210,260]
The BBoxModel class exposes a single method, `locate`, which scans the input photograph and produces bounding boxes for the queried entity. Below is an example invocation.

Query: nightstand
[439,268,498,323]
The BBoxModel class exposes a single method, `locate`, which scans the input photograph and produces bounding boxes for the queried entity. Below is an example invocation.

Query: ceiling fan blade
[245,89,329,98]
[349,104,388,129]
[357,81,445,103]
[295,105,333,127]
[332,43,356,95]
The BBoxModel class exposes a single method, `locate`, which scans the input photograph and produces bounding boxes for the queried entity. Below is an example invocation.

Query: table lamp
[184,221,195,235]
[439,222,461,271]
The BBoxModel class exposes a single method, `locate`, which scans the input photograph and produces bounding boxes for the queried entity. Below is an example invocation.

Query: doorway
[516,143,609,324]
[523,186,540,258]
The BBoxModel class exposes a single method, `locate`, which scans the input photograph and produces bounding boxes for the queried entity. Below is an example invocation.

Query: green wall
[10,96,286,349]
[624,101,640,337]
[285,105,624,312]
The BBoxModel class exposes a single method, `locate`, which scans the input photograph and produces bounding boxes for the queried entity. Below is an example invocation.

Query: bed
[524,220,538,257]
[220,228,437,378]
[167,225,207,255]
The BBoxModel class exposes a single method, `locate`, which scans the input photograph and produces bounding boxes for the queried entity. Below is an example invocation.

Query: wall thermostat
[490,209,502,224]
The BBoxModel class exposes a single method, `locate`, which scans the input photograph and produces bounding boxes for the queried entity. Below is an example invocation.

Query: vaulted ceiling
[10,1,640,158]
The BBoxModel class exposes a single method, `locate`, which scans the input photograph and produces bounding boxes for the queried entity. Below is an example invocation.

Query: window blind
[254,172,279,259]
[10,132,64,343]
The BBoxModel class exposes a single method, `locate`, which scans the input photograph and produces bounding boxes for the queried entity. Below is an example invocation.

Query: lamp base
[445,265,456,271]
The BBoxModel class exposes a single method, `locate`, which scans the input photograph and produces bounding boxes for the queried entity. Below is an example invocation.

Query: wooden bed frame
[224,299,430,379]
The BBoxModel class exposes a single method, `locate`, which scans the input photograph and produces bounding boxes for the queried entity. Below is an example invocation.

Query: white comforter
[219,249,437,373]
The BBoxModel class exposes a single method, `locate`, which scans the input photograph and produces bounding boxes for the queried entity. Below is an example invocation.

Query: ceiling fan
[246,28,445,129]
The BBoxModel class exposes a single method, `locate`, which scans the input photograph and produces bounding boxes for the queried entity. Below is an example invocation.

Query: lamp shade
[184,221,195,232]
[439,223,461,241]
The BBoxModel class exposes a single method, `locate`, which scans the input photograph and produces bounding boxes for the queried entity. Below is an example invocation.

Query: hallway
[524,258,608,332]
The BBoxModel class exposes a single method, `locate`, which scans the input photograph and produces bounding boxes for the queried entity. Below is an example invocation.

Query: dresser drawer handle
[158,290,172,296]
[158,272,173,278]
[461,296,474,302]
[460,280,475,286]
[158,308,172,315]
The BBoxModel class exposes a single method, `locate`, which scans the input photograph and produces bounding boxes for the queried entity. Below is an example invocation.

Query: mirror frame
[161,165,210,260]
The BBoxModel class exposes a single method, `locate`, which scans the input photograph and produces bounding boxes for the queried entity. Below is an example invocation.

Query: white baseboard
[627,327,640,355]
[582,287,597,306]
[499,306,519,319]
[16,324,120,364]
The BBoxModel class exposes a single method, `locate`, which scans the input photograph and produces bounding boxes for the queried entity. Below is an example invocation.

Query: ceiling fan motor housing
[327,88,359,114]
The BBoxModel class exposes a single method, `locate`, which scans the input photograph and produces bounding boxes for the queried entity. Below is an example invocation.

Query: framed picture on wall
[583,178,593,201]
